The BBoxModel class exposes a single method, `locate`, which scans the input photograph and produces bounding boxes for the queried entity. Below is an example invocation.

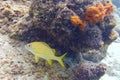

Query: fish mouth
[24,45,27,48]
[25,44,29,50]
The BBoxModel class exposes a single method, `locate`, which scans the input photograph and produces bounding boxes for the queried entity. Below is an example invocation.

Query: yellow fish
[25,42,67,67]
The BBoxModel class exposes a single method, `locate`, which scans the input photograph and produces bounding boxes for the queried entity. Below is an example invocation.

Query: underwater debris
[25,42,67,67]
[72,61,107,80]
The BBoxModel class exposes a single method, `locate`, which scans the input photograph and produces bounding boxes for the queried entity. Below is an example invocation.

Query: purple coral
[72,61,106,80]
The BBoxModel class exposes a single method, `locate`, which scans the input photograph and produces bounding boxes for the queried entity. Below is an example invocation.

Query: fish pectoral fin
[47,60,52,65]
[35,56,39,63]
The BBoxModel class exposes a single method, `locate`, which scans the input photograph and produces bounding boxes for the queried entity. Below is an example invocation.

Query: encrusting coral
[84,3,105,25]
[70,15,86,31]
[70,2,114,31]
[84,3,114,25]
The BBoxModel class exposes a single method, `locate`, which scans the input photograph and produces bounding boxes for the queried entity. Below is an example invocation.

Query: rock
[0,0,30,34]
[72,61,107,80]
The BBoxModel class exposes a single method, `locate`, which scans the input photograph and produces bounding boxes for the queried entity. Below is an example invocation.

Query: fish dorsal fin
[41,42,56,54]
[41,42,50,47]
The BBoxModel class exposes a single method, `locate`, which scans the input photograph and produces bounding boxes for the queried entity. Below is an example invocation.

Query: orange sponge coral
[84,4,105,25]
[84,3,114,25]
[70,15,86,31]
[70,3,114,31]
[104,3,114,15]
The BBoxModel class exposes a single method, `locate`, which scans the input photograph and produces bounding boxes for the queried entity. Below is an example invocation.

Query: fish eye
[27,44,31,47]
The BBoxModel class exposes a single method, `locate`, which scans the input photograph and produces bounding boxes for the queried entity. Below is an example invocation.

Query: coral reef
[72,61,107,80]
[0,0,118,80]
[1,0,117,67]
[25,0,116,50]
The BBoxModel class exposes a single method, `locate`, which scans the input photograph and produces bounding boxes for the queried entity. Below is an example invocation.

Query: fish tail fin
[57,53,67,67]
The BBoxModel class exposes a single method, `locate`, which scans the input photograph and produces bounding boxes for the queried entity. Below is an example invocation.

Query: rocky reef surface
[0,0,119,80]
[8,0,118,64]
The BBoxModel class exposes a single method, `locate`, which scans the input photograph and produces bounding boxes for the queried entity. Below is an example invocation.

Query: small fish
[25,42,67,67]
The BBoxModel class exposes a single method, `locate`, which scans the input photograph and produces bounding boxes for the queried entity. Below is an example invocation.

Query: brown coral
[84,3,114,25]
[70,15,86,31]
